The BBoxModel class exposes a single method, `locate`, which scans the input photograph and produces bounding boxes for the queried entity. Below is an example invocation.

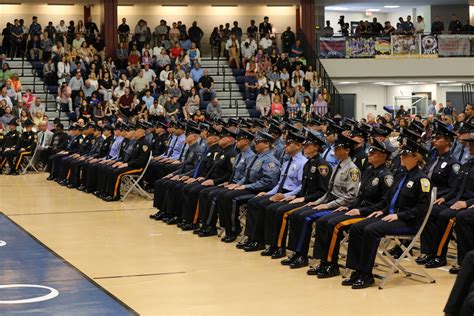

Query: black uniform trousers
[83,161,107,191]
[153,178,176,210]
[181,181,208,225]
[198,187,228,227]
[456,210,474,264]
[67,159,89,186]
[421,200,455,255]
[4,149,32,172]
[104,166,143,198]
[162,180,187,218]
[444,250,474,316]
[47,152,67,174]
[49,153,70,179]
[216,189,256,236]
[313,212,365,263]
[263,201,306,247]
[95,163,116,193]
[346,217,418,274]
[145,161,179,188]
[245,195,277,243]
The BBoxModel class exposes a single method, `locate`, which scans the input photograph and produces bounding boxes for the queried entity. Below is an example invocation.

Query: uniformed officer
[3,119,37,175]
[350,125,369,172]
[46,124,81,180]
[444,250,474,316]
[451,121,473,164]
[260,130,332,259]
[309,138,394,278]
[217,131,280,243]
[281,134,360,269]
[101,122,151,202]
[268,123,285,162]
[160,126,221,225]
[0,119,20,173]
[416,120,461,265]
[150,123,206,220]
[342,138,431,289]
[238,131,308,252]
[195,129,255,237]
[321,122,340,168]
[422,132,474,269]
[179,127,238,230]
[369,123,396,154]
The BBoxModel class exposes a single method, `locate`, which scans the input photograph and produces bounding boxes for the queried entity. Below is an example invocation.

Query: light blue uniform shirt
[267,151,308,197]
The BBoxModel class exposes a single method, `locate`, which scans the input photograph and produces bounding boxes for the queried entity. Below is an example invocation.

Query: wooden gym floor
[0,174,456,315]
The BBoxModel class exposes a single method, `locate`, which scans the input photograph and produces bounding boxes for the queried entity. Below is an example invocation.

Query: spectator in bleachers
[259,34,272,54]
[206,97,222,120]
[270,95,284,119]
[29,97,45,118]
[267,65,281,91]
[44,21,55,39]
[130,70,149,97]
[210,27,221,60]
[164,95,180,120]
[68,72,84,101]
[259,16,272,38]
[431,16,445,35]
[117,18,130,43]
[256,88,271,117]
[0,87,13,109]
[198,69,215,102]
[227,40,241,70]
[27,35,42,61]
[449,14,463,34]
[2,23,12,58]
[56,82,72,113]
[415,16,425,34]
[9,73,22,102]
[289,40,304,61]
[0,63,12,83]
[309,71,321,100]
[383,21,396,35]
[22,89,35,111]
[0,105,14,128]
[10,20,24,58]
[183,87,200,120]
[313,93,328,117]
[245,71,259,101]
[321,87,331,106]
[286,97,300,119]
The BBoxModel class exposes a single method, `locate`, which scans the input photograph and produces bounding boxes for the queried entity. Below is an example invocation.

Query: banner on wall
[391,35,420,55]
[421,35,438,55]
[319,37,346,58]
[438,35,471,57]
[374,37,391,55]
[345,37,376,58]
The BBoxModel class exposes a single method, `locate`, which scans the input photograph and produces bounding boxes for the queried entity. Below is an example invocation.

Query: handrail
[217,56,220,75]
[234,99,239,118]
[222,66,226,91]
[228,82,232,105]
[30,67,37,93]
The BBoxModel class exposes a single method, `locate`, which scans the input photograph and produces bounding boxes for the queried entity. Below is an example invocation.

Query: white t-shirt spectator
[259,37,272,50]
[148,103,165,116]
[142,95,154,109]
[143,69,157,82]
[180,77,194,92]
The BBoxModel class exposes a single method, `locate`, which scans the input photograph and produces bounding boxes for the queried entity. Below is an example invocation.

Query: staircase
[6,57,60,123]
[198,57,249,118]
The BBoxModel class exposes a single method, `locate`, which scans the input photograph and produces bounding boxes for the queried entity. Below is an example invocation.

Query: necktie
[327,163,341,191]
[166,136,178,157]
[427,157,439,178]
[229,153,241,183]
[244,155,259,183]
[193,149,208,178]
[178,144,188,161]
[40,132,45,147]
[389,175,408,214]
[277,157,293,193]
[458,145,465,162]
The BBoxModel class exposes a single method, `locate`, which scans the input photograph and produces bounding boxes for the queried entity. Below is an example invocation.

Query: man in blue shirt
[321,123,340,168]
[239,131,308,252]
[190,62,204,85]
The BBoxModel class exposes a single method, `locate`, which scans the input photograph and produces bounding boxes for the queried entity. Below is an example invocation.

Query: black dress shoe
[236,239,250,249]
[244,241,265,252]
[224,234,238,243]
[93,191,102,197]
[342,271,360,286]
[199,227,217,237]
[104,195,120,202]
[84,187,94,193]
[77,185,86,191]
[416,254,434,265]
[193,226,203,235]
[47,175,55,181]
[351,273,375,289]
[59,180,68,186]
[317,263,340,279]
[166,217,179,225]
[425,256,447,269]
[9,171,19,176]
[261,247,276,256]
[281,255,297,266]
[289,255,309,269]
[67,183,76,189]
[182,223,199,231]
[449,266,460,275]
[388,245,403,259]
[271,248,287,259]
[307,262,328,276]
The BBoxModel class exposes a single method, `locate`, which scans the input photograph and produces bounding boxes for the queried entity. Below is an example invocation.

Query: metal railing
[222,66,226,91]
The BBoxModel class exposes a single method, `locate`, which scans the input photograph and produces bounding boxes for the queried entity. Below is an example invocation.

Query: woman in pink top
[271,95,285,119]
[22,89,36,111]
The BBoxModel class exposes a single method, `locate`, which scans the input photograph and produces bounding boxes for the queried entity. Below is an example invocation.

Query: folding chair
[22,146,40,175]
[120,153,153,202]
[375,187,437,289]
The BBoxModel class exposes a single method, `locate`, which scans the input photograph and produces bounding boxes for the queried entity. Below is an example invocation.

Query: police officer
[4,119,37,175]
[150,123,206,220]
[160,126,221,225]
[309,138,394,278]
[281,135,361,269]
[179,127,238,230]
[321,122,340,168]
[343,138,431,289]
[416,120,460,265]
[268,123,285,162]
[46,124,82,180]
[239,131,307,252]
[101,122,151,202]
[444,250,474,316]
[451,121,473,164]
[260,130,332,259]
[423,132,474,269]
[195,129,255,237]
[217,131,280,243]
[0,119,20,173]
[350,125,369,173]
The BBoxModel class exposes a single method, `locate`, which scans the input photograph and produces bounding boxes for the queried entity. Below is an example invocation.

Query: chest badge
[440,162,447,169]
[310,166,316,173]
[372,178,379,186]
[406,181,414,188]
[452,164,460,174]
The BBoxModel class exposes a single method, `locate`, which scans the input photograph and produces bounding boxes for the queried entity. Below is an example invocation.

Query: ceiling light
[326,6,349,11]
[161,4,188,6]
[211,4,238,7]
[366,9,381,12]
[406,81,427,85]
[435,80,455,83]
[384,5,400,8]
[336,81,359,85]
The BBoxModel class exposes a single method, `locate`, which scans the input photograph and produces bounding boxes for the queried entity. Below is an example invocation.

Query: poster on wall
[391,35,420,55]
[374,37,391,55]
[319,37,346,58]
[421,35,438,55]
[438,35,471,57]
[345,37,376,58]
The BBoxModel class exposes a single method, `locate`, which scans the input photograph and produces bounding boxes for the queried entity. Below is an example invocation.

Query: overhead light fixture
[267,4,293,7]
[384,5,400,8]
[406,81,427,85]
[366,8,381,12]
[336,81,359,85]
[435,80,455,83]
[47,3,74,5]
[374,82,397,86]
[211,4,238,7]
[326,6,349,11]
[161,4,188,6]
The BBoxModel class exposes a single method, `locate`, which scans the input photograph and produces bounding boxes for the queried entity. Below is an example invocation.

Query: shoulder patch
[318,165,329,176]
[452,163,460,174]
[384,175,394,187]
[349,168,360,182]
[420,178,430,193]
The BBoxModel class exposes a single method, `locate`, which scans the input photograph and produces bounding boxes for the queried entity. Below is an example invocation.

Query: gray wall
[431,5,470,27]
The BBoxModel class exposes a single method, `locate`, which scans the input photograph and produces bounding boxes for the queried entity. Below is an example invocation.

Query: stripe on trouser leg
[113,169,143,197]
[326,218,365,262]
[193,201,200,224]
[15,152,31,170]
[436,218,456,257]
[277,206,305,248]
[295,211,331,253]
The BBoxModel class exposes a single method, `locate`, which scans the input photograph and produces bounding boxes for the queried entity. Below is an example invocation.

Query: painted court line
[94,271,186,280]
[7,207,154,216]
